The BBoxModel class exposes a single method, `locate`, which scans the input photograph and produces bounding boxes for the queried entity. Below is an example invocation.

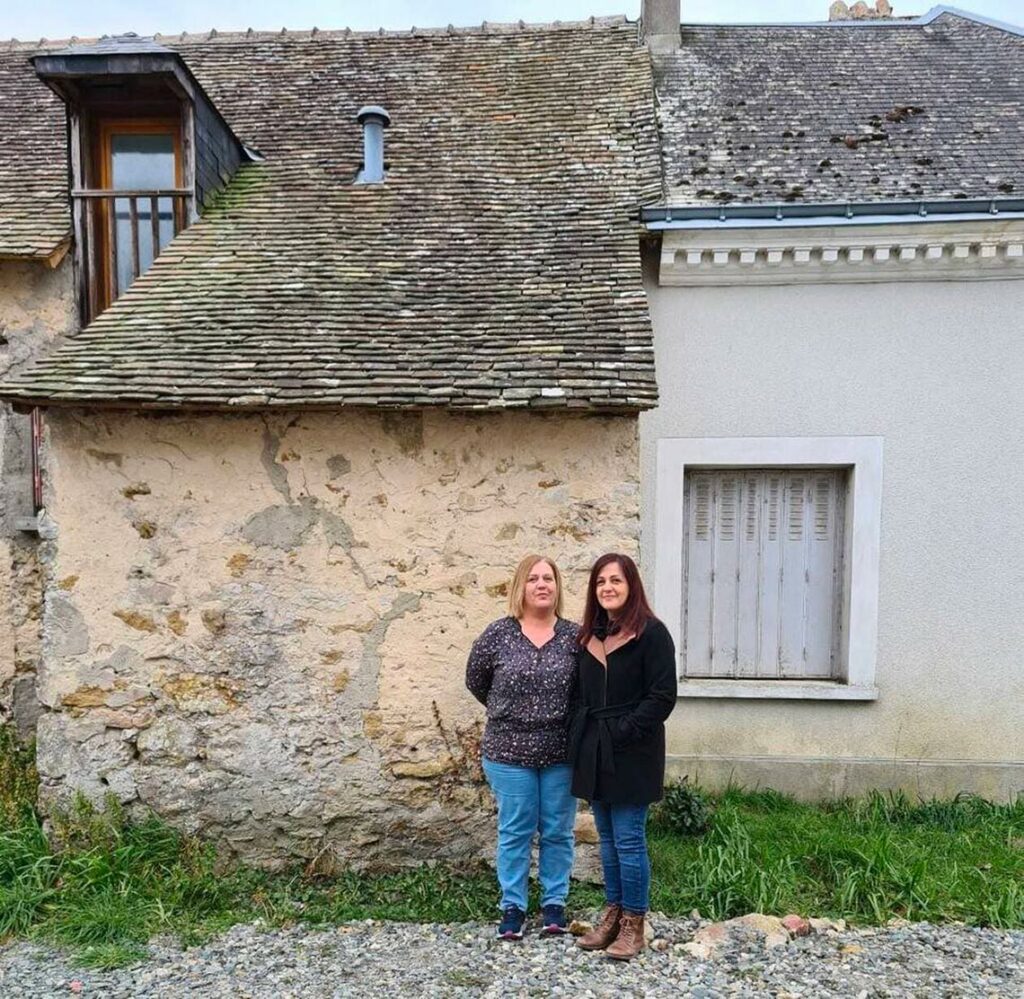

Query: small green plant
[49,793,127,853]
[75,942,149,970]
[444,969,489,988]
[0,727,37,826]
[657,776,714,837]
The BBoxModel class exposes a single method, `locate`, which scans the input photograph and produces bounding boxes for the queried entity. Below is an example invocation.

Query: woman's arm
[613,620,677,745]
[465,622,500,706]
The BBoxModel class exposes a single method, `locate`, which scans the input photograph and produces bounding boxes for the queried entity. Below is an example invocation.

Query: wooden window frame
[92,117,184,312]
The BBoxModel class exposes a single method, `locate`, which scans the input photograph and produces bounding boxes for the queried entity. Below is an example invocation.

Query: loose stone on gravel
[0,916,1020,997]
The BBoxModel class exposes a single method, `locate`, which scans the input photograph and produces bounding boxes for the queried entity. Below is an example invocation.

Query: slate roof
[0,47,70,260]
[0,19,662,411]
[41,33,177,56]
[654,9,1024,207]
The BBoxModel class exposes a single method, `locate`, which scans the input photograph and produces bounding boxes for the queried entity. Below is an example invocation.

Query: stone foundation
[37,408,639,867]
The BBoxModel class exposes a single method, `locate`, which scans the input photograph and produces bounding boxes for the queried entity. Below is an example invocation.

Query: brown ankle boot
[604,911,645,960]
[576,903,622,951]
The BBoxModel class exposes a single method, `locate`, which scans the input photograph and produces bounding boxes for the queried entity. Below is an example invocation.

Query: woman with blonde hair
[466,554,580,940]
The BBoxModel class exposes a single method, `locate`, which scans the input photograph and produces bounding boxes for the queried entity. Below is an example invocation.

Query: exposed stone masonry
[0,260,76,731]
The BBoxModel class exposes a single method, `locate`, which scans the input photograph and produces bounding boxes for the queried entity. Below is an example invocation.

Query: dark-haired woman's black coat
[570,620,677,805]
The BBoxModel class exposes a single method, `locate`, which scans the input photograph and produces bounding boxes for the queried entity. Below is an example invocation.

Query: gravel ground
[0,916,1021,998]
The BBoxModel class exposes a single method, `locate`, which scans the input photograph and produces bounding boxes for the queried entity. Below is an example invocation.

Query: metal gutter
[642,199,1024,230]
[647,212,1024,231]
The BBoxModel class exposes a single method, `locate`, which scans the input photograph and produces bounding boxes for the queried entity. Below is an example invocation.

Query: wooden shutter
[682,468,846,679]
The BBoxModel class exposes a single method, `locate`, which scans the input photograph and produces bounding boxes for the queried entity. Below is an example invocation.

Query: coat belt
[569,700,641,775]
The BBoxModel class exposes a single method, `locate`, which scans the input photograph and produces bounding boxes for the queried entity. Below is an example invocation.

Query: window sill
[678,680,879,701]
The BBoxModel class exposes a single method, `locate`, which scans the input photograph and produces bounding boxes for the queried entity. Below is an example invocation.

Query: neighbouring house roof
[0,47,70,262]
[0,18,662,412]
[653,8,1024,209]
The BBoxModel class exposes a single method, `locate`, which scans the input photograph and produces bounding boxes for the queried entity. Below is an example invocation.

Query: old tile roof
[0,46,70,260]
[0,18,661,411]
[654,9,1024,207]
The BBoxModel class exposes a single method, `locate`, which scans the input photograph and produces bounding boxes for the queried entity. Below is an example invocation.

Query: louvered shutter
[682,468,846,679]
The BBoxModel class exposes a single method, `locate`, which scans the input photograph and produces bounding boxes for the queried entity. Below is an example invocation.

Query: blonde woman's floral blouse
[466,616,579,767]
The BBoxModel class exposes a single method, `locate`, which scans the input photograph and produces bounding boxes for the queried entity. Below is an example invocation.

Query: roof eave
[0,394,654,415]
[0,238,72,268]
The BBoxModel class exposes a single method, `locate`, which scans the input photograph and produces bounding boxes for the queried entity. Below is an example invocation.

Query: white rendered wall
[640,247,1024,800]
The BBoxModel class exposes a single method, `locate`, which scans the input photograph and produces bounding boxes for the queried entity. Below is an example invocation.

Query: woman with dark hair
[570,552,676,961]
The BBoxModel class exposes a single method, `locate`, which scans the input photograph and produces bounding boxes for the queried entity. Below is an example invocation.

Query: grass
[0,730,1019,968]
[647,785,1024,927]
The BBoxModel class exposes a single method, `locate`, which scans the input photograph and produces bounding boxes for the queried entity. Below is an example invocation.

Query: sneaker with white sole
[540,904,568,936]
[497,905,526,940]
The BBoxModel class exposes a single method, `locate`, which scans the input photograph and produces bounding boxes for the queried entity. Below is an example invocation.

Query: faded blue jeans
[591,801,651,914]
[482,758,577,911]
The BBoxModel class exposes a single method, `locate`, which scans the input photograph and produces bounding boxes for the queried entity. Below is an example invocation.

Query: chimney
[642,0,681,53]
[355,105,391,184]
[829,1,894,20]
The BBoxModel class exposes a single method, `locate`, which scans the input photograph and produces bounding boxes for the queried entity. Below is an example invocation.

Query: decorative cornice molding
[658,220,1024,286]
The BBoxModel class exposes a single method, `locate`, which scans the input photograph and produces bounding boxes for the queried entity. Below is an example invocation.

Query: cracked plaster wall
[38,407,639,867]
[0,259,76,733]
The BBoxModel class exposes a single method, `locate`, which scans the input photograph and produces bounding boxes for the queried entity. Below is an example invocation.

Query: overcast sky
[2,0,1020,41]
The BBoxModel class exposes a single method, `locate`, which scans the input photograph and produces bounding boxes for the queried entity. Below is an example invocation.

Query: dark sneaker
[540,903,568,936]
[497,905,526,940]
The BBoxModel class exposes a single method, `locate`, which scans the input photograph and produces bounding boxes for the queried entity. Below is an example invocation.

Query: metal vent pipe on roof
[355,105,391,184]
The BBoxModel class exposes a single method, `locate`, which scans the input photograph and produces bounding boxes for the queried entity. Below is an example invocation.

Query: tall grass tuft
[648,782,1024,927]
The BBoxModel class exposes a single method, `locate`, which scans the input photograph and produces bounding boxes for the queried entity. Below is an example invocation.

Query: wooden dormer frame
[70,101,195,324]
[92,117,185,313]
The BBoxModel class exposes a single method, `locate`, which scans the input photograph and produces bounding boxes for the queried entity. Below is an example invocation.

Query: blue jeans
[591,801,650,914]
[482,758,577,911]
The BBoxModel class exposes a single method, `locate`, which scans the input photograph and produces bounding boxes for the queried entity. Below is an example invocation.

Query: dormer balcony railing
[72,187,190,313]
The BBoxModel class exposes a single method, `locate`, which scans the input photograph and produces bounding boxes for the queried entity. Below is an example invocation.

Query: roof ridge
[677,5,1023,33]
[2,14,631,51]
[917,5,1024,36]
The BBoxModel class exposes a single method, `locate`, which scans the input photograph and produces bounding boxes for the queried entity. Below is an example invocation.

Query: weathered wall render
[37,408,639,866]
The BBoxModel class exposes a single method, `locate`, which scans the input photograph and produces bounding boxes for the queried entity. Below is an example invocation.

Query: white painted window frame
[655,436,883,701]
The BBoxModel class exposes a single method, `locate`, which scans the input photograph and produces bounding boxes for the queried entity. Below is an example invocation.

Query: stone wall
[0,258,76,733]
[37,408,639,867]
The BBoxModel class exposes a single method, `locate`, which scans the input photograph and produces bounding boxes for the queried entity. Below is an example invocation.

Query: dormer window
[31,34,248,324]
